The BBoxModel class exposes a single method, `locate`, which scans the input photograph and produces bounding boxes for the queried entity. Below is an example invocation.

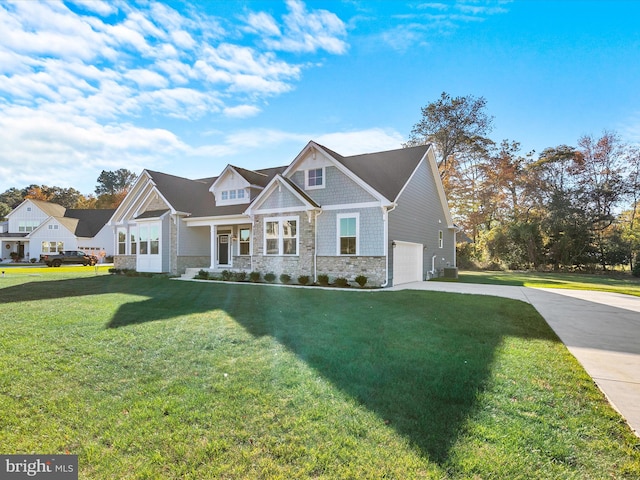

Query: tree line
[0,169,137,220]
[406,92,640,275]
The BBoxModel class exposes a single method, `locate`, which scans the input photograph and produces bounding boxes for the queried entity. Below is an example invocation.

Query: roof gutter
[380,202,397,288]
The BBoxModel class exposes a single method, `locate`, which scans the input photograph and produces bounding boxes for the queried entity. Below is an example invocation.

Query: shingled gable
[244,174,320,215]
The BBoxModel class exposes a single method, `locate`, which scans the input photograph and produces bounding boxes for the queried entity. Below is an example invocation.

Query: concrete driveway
[388,281,640,436]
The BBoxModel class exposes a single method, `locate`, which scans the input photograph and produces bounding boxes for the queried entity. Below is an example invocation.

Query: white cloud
[246,0,348,54]
[223,105,262,118]
[245,11,282,37]
[0,0,352,193]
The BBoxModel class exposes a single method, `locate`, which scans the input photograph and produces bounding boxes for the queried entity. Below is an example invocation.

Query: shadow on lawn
[1,276,557,464]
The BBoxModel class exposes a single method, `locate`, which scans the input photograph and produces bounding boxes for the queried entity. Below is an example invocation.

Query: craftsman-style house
[109,141,456,286]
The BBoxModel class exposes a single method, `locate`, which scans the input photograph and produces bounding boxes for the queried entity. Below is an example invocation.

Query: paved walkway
[388,281,640,436]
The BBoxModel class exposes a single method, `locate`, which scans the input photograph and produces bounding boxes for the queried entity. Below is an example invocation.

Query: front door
[218,234,229,265]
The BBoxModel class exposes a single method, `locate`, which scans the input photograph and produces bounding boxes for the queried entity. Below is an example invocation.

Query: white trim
[322,201,382,211]
[185,215,250,227]
[336,212,359,256]
[245,175,317,215]
[248,206,309,215]
[263,215,299,256]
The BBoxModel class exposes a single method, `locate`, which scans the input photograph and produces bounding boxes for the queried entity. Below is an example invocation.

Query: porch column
[210,225,217,269]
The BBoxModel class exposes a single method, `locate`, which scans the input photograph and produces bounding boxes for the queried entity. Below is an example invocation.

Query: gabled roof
[320,143,432,202]
[145,166,286,218]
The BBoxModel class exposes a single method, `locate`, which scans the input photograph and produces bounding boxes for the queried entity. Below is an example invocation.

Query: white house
[0,199,115,262]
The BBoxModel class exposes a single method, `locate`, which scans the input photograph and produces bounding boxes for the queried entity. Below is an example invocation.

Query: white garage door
[393,241,423,285]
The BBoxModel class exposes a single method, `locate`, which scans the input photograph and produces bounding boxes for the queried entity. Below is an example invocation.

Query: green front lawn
[442,270,640,297]
[1,274,638,478]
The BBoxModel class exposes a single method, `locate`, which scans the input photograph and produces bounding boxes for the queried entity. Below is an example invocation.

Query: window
[130,228,137,255]
[150,225,159,255]
[305,168,324,189]
[41,241,63,253]
[264,217,298,255]
[438,230,444,248]
[239,228,250,255]
[48,224,58,230]
[229,190,236,200]
[139,225,148,254]
[237,189,245,199]
[138,224,160,255]
[265,221,279,255]
[337,214,359,255]
[19,221,39,232]
[221,191,229,201]
[118,229,126,255]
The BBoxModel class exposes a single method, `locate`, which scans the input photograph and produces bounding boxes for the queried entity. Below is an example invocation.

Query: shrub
[221,270,232,281]
[279,273,291,284]
[355,275,368,287]
[264,272,276,283]
[334,277,349,288]
[233,271,247,282]
[317,274,329,286]
[633,254,640,278]
[195,269,209,280]
[30,258,37,264]
[297,275,310,286]
[249,271,261,283]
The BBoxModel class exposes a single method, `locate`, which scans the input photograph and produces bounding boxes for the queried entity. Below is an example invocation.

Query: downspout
[249,214,255,273]
[313,209,323,284]
[380,202,397,288]
[431,254,437,278]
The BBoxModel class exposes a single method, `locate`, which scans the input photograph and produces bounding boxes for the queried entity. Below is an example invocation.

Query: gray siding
[316,208,384,256]
[258,186,305,210]
[291,167,377,205]
[388,159,455,283]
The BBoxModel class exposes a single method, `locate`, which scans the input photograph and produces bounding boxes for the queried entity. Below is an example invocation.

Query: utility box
[443,267,458,279]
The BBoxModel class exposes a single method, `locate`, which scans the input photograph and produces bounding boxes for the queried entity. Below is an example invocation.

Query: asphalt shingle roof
[143,144,431,216]
[64,209,116,237]
[324,144,431,202]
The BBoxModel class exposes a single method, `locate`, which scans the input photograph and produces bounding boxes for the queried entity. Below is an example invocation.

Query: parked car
[41,250,98,267]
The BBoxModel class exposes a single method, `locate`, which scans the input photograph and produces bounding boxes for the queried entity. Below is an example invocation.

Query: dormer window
[305,167,325,190]
[218,188,248,205]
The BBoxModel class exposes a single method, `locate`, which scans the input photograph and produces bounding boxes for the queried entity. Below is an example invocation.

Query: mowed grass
[441,270,640,297]
[1,273,639,479]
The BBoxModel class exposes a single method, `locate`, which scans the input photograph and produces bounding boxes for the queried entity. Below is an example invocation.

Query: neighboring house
[0,199,115,262]
[110,141,457,286]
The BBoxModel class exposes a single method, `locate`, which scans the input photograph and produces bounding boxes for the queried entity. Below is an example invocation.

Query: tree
[95,169,138,196]
[405,92,494,180]
[575,132,626,270]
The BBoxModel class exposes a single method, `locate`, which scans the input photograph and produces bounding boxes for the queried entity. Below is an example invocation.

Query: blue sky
[1,0,639,195]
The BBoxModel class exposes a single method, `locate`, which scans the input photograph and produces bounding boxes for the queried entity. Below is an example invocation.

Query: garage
[392,241,424,285]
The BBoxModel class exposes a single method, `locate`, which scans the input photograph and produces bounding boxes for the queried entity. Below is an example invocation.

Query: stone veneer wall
[316,256,386,287]
[251,211,316,279]
[114,255,136,270]
[232,256,251,271]
[177,255,211,274]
